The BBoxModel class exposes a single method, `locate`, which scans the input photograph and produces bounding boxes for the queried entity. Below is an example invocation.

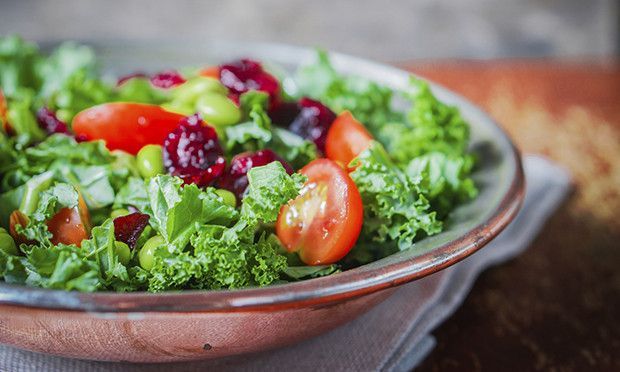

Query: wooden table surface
[401,61,620,371]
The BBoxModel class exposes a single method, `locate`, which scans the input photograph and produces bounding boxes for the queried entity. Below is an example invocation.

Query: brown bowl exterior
[0,289,394,362]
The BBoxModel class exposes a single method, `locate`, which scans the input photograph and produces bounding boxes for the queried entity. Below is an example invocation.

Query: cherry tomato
[10,194,91,247]
[72,103,185,154]
[325,111,373,170]
[0,89,10,133]
[199,66,220,79]
[46,207,88,247]
[276,158,363,265]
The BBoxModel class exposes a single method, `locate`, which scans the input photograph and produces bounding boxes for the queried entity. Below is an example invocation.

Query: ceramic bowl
[0,41,524,362]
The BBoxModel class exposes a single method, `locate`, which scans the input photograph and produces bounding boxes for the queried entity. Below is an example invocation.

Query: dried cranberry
[219,149,293,200]
[75,134,89,143]
[150,70,186,89]
[116,72,148,86]
[113,212,150,248]
[268,101,300,127]
[270,98,335,152]
[36,107,69,135]
[219,59,279,103]
[163,114,226,187]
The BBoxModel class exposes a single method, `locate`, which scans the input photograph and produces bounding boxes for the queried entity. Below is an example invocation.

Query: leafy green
[0,135,129,220]
[16,183,79,246]
[406,152,477,217]
[241,161,306,223]
[225,95,318,169]
[144,163,302,292]
[4,89,45,146]
[113,176,150,212]
[283,265,340,280]
[294,50,402,133]
[0,35,40,96]
[348,142,442,263]
[36,42,98,99]
[378,79,471,165]
[146,175,238,249]
[23,244,100,291]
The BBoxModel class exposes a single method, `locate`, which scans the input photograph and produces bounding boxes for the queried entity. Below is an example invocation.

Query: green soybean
[114,241,131,265]
[136,144,164,178]
[196,93,241,127]
[215,189,237,208]
[111,208,130,219]
[0,232,18,256]
[172,77,227,101]
[139,235,165,271]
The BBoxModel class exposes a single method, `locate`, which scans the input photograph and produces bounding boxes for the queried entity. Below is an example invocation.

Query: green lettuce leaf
[225,97,318,169]
[294,50,402,134]
[144,162,301,292]
[406,152,477,217]
[0,35,41,96]
[16,183,79,246]
[348,142,442,263]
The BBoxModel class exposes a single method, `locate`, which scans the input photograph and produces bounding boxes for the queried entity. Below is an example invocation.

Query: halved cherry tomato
[0,89,10,133]
[199,66,220,79]
[276,158,363,265]
[46,207,88,247]
[325,111,373,170]
[72,103,185,154]
[10,194,91,247]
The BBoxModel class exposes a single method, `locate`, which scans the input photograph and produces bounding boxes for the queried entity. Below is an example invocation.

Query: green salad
[0,36,477,292]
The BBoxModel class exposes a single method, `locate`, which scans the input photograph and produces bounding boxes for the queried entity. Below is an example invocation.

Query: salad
[0,36,477,292]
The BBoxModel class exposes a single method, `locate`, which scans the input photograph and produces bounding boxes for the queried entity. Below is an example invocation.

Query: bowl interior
[0,41,524,312]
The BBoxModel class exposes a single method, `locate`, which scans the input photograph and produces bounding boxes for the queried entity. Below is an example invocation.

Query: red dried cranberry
[268,101,300,127]
[219,149,293,200]
[282,98,336,152]
[116,72,148,86]
[75,134,89,143]
[36,107,69,135]
[150,70,186,89]
[163,114,226,187]
[219,59,279,103]
[113,212,150,248]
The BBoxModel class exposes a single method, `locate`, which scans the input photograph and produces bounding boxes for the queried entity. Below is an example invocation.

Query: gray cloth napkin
[0,155,571,372]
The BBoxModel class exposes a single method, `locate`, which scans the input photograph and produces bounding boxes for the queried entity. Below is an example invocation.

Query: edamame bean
[215,189,237,208]
[196,93,241,126]
[111,208,130,219]
[139,235,165,271]
[172,77,227,101]
[0,232,18,256]
[114,241,131,265]
[136,144,164,178]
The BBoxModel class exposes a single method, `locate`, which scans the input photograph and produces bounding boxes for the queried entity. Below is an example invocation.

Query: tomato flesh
[325,111,373,170]
[276,159,363,265]
[46,207,88,247]
[72,103,185,154]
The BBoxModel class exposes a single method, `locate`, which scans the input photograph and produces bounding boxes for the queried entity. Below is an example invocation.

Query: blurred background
[0,0,617,61]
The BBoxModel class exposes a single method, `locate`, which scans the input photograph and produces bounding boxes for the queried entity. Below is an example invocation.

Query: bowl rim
[0,42,525,313]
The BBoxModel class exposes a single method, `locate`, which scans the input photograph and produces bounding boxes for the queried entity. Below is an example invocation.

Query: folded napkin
[0,155,571,372]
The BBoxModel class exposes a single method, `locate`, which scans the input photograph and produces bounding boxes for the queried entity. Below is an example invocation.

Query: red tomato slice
[46,207,88,247]
[325,111,373,170]
[0,89,10,133]
[276,158,363,265]
[10,194,91,247]
[72,103,185,154]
